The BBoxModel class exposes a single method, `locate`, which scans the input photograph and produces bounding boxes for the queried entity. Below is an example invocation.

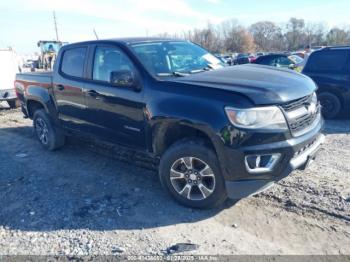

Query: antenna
[53,11,59,41]
[93,28,99,40]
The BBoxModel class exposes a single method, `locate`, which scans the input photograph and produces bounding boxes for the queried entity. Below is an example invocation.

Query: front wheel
[159,139,227,208]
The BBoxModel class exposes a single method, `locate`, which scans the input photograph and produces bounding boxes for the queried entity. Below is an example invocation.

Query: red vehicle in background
[249,54,257,63]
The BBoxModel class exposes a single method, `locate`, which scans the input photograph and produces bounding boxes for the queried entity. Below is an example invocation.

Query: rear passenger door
[53,46,89,131]
[83,44,146,149]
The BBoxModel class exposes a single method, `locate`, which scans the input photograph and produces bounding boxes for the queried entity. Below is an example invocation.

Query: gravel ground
[0,102,349,256]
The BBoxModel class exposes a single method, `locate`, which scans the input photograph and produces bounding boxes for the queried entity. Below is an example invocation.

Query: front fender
[146,95,240,180]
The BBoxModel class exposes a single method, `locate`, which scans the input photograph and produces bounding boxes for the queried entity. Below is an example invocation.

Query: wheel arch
[25,86,59,123]
[152,121,219,158]
[317,88,344,109]
[27,99,48,118]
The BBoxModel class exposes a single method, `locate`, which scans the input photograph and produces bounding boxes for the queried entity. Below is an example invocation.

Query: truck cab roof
[63,37,187,48]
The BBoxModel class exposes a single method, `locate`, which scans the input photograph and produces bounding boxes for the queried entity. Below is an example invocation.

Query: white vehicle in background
[0,48,20,108]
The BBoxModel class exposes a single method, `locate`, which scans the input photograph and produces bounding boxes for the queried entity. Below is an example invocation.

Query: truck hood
[170,64,317,105]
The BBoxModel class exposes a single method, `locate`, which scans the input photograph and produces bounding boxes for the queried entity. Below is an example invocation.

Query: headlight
[311,92,318,106]
[309,92,318,114]
[225,106,288,131]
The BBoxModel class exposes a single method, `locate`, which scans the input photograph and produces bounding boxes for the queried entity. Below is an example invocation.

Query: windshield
[289,55,303,64]
[130,41,224,76]
[39,42,62,53]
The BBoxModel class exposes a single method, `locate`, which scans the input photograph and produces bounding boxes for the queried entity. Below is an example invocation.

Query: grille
[289,108,320,135]
[281,94,320,137]
[281,94,312,112]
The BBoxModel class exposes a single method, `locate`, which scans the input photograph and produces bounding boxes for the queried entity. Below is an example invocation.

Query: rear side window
[305,50,349,73]
[61,47,87,78]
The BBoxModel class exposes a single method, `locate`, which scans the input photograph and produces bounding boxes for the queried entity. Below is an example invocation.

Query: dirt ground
[0,101,349,256]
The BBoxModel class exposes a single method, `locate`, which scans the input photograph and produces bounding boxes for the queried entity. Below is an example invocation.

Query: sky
[1,0,350,54]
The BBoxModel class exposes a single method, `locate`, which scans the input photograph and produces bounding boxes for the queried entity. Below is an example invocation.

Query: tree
[183,23,222,53]
[249,21,282,51]
[285,18,306,50]
[219,19,255,53]
[326,28,350,46]
[156,17,350,53]
[304,22,327,47]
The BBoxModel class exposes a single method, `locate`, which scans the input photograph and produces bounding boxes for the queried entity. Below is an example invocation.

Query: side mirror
[110,70,140,91]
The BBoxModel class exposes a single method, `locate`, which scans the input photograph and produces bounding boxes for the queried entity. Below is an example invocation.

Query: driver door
[83,45,146,149]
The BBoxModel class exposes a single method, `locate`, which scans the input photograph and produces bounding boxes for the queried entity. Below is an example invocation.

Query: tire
[318,92,341,119]
[7,100,17,109]
[159,139,227,209]
[33,109,65,151]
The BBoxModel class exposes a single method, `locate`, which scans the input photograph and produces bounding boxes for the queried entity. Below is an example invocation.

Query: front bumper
[221,116,325,199]
[0,89,16,101]
[225,133,325,199]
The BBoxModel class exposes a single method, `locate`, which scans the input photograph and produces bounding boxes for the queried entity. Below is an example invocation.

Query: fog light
[245,153,281,174]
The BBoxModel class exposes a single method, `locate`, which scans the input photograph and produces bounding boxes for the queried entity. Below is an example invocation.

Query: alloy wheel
[170,157,216,201]
[35,118,49,145]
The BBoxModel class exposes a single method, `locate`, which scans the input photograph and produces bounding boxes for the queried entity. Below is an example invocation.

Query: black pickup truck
[15,38,325,208]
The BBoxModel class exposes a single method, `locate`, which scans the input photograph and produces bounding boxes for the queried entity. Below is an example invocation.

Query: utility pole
[53,11,59,41]
[93,28,99,40]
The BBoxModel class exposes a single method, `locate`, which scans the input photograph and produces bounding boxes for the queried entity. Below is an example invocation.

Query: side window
[277,57,292,66]
[266,57,278,66]
[61,47,87,78]
[93,46,135,82]
[305,50,349,73]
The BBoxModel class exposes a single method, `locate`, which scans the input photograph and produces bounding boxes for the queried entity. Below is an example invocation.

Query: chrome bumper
[290,134,325,169]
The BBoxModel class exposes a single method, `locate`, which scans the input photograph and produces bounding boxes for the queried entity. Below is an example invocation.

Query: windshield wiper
[189,64,219,74]
[189,69,207,74]
[205,64,222,70]
[157,65,219,77]
[157,72,189,77]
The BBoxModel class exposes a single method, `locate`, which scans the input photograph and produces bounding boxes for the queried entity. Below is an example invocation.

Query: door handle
[86,90,102,99]
[56,85,65,91]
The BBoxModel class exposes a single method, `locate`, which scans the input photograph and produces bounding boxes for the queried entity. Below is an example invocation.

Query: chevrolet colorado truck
[15,38,325,208]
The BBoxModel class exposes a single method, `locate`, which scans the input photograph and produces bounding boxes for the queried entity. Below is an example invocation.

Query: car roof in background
[257,54,288,58]
[307,46,350,58]
[314,46,350,52]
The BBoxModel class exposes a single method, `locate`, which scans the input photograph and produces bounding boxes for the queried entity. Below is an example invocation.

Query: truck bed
[16,71,53,85]
[15,71,53,109]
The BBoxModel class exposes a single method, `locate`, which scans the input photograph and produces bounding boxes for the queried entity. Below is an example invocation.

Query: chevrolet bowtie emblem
[305,101,317,115]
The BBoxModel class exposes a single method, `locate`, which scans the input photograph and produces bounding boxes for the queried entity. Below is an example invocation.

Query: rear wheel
[318,92,341,119]
[33,109,65,150]
[159,139,227,208]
